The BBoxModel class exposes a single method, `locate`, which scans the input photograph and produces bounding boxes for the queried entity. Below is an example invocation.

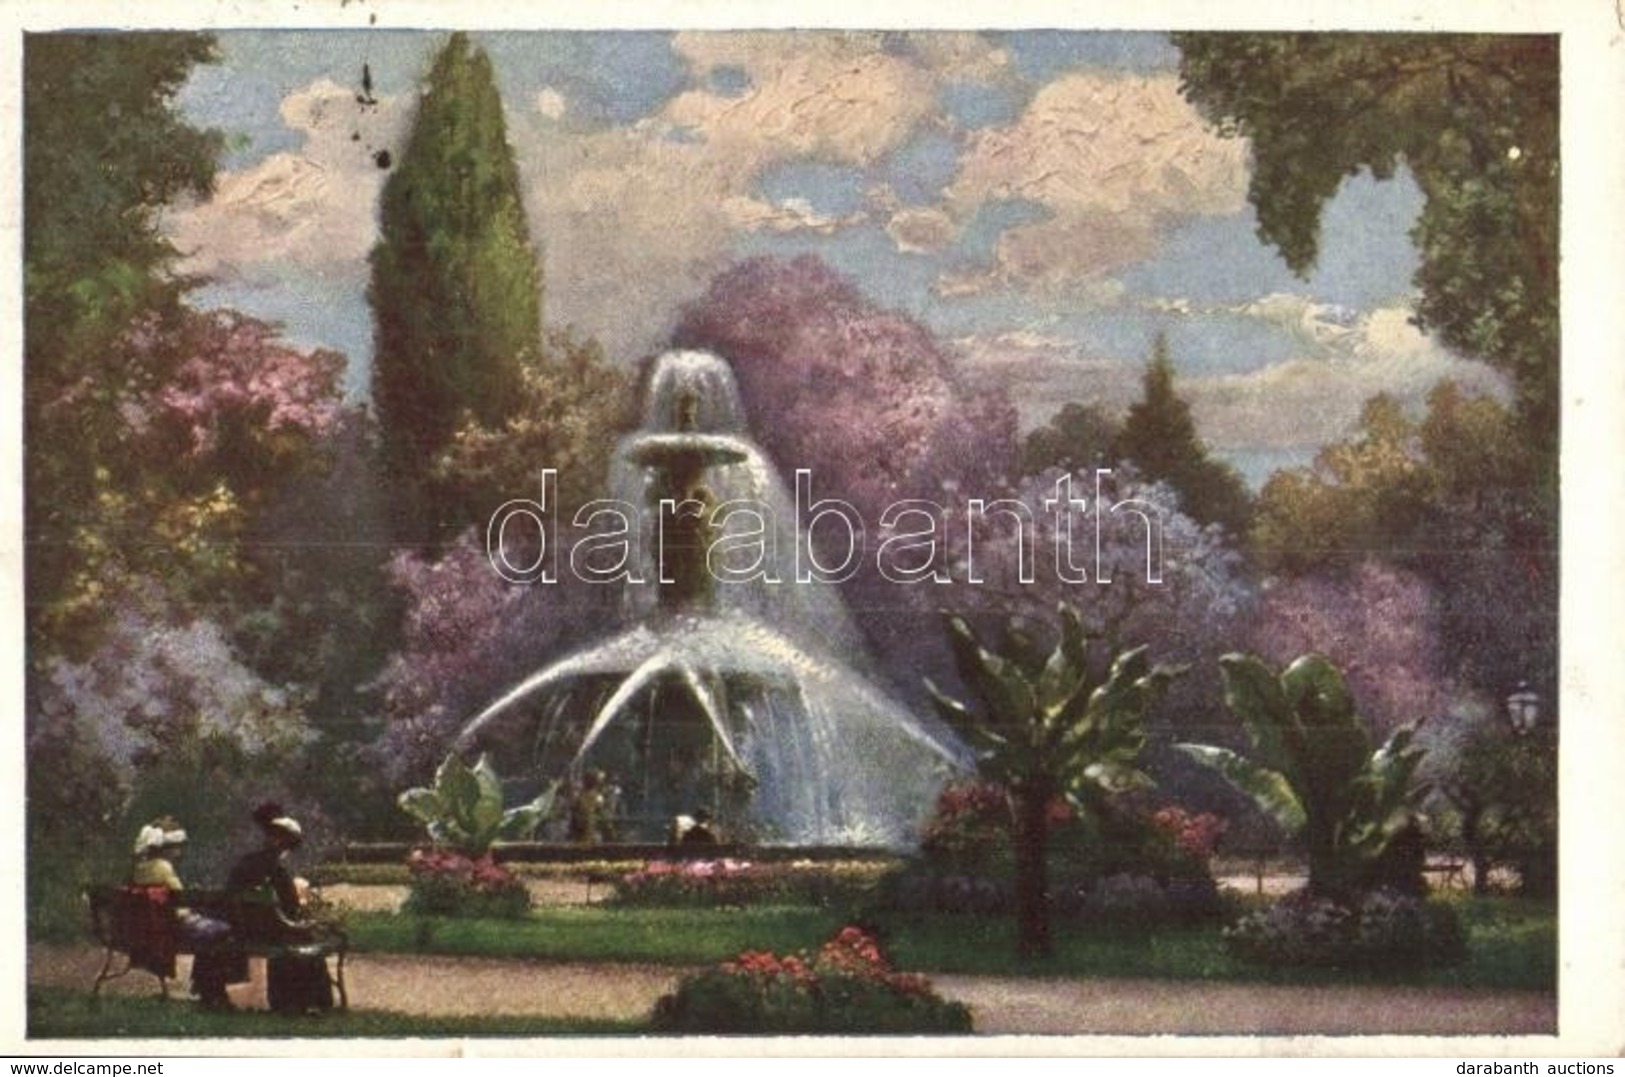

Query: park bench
[84,885,348,1009]
[1422,858,1469,891]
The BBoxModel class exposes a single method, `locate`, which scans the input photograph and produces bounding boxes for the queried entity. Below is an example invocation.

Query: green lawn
[29,896,1553,1039]
[27,987,643,1039]
[338,894,1554,992]
[347,905,847,965]
[879,897,1556,991]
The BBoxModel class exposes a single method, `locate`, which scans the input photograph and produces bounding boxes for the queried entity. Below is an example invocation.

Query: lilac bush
[371,530,618,784]
[1249,560,1450,738]
[31,576,313,798]
[673,254,1017,522]
[1224,887,1466,969]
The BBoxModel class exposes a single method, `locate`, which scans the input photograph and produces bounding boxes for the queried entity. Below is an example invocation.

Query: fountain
[455,350,968,847]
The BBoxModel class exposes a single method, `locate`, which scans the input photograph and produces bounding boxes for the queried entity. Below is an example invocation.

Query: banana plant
[398,752,557,855]
[1177,653,1429,899]
[926,603,1182,957]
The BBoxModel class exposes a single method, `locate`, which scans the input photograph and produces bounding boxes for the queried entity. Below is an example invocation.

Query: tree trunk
[1461,801,1491,896]
[1012,786,1052,958]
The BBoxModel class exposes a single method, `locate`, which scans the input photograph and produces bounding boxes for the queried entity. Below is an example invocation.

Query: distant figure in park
[600,773,624,843]
[569,770,608,844]
[128,816,232,1009]
[674,808,719,847]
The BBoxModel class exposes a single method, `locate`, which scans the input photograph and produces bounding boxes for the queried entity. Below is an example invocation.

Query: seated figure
[128,816,233,1009]
[222,802,334,1014]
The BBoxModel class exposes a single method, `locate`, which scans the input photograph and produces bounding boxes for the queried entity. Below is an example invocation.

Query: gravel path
[28,944,1554,1036]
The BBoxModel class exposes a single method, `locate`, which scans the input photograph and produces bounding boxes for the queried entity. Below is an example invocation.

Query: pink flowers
[1150,806,1228,862]
[136,310,344,458]
[407,847,523,895]
[722,950,815,985]
[655,924,973,1033]
[816,925,890,975]
[720,926,893,988]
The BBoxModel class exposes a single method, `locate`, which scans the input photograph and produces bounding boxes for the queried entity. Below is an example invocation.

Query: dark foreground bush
[1225,888,1467,969]
[651,925,972,1034]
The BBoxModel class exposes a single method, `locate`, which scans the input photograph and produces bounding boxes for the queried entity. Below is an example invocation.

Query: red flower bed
[652,926,971,1034]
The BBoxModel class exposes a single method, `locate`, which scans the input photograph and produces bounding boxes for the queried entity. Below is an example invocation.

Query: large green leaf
[1278,656,1371,829]
[433,753,481,836]
[1280,653,1357,724]
[397,788,444,828]
[1086,648,1181,740]
[468,754,508,849]
[944,614,1037,728]
[1080,759,1154,795]
[1036,603,1090,719]
[498,781,558,842]
[1176,743,1307,835]
[1216,653,1298,776]
[1347,725,1428,842]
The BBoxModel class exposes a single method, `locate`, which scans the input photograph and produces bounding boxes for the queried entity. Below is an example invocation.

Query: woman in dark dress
[225,802,333,1014]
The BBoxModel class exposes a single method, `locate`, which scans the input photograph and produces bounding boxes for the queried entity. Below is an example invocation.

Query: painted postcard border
[2,0,1621,1059]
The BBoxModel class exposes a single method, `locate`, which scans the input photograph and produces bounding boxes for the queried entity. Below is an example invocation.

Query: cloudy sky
[164,30,1508,487]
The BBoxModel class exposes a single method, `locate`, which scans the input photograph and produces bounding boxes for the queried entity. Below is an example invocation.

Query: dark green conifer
[368,33,541,541]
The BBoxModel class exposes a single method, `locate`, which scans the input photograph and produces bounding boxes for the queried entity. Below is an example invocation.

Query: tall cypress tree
[369,33,541,542]
[1115,334,1253,538]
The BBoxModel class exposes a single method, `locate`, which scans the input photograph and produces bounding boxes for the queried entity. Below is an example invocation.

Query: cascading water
[456,350,968,847]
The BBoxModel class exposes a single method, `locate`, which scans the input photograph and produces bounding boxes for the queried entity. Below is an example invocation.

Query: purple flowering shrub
[673,254,1016,521]
[1224,888,1466,969]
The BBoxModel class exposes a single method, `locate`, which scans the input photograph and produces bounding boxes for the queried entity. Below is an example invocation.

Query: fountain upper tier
[455,350,968,846]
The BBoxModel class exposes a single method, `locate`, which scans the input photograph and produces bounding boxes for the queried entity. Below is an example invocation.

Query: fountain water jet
[456,350,967,846]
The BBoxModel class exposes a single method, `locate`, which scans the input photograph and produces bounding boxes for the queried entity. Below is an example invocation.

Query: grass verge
[878,895,1555,991]
[336,895,1553,993]
[347,905,847,966]
[27,987,644,1039]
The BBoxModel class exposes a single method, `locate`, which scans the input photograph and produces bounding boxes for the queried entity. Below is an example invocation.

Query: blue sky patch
[881,131,962,206]
[996,31,1179,82]
[755,161,869,217]
[940,80,1023,129]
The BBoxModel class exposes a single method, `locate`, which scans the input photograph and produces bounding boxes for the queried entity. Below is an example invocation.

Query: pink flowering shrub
[403,847,531,919]
[898,780,1226,925]
[612,859,890,909]
[918,781,1011,875]
[1149,806,1228,868]
[149,311,344,459]
[652,926,971,1034]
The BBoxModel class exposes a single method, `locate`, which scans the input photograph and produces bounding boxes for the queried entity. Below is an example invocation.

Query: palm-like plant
[926,603,1181,957]
[398,752,557,855]
[1177,653,1429,899]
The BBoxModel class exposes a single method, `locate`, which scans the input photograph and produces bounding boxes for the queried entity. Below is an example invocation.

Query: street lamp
[1506,682,1541,736]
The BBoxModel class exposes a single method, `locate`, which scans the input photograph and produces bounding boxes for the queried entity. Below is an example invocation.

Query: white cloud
[1182,299,1511,453]
[517,32,950,360]
[535,87,568,120]
[950,330,1140,430]
[950,297,1509,459]
[163,79,410,283]
[721,195,868,234]
[930,71,1249,293]
[886,207,957,254]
